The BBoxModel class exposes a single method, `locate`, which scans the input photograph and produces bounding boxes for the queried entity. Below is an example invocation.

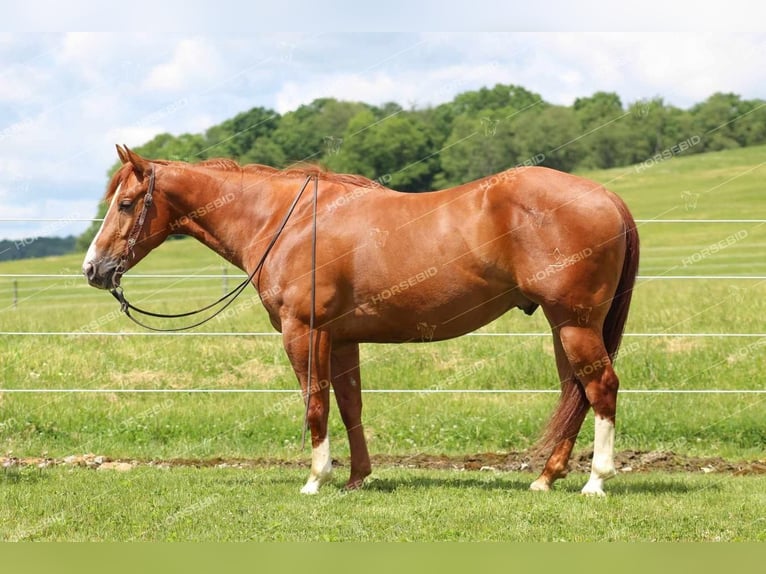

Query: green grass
[1,145,765,541]
[2,466,765,542]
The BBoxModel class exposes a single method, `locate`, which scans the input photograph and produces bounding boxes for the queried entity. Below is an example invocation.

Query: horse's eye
[119,199,133,211]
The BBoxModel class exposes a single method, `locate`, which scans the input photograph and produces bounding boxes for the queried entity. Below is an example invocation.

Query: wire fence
[2,217,765,394]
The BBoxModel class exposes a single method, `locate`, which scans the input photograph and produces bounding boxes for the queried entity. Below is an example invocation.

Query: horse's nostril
[83,262,96,282]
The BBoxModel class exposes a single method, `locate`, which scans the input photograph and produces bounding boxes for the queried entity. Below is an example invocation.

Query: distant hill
[0,235,77,262]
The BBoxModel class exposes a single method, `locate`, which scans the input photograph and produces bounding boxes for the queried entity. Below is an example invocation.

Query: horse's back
[269,166,632,342]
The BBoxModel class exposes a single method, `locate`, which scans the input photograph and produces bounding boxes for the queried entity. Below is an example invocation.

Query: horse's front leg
[282,321,333,494]
[331,342,371,489]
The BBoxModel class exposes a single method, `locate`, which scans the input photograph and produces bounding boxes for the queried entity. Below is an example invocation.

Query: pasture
[1,145,765,541]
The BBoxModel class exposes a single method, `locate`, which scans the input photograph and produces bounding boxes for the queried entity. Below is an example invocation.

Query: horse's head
[82,145,173,289]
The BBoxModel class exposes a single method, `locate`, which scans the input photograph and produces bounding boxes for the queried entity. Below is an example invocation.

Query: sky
[1,31,766,240]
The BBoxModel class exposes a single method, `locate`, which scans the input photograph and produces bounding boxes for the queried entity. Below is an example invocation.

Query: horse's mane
[104,157,381,202]
[197,158,380,188]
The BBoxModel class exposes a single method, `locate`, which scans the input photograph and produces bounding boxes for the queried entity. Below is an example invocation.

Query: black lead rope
[110,174,316,332]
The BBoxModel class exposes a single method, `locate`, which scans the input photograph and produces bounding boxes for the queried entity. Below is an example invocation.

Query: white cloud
[274,61,535,113]
[527,33,766,107]
[272,33,766,114]
[627,33,766,104]
[0,63,50,104]
[57,33,117,82]
[142,38,225,92]
[276,72,401,113]
[105,126,165,150]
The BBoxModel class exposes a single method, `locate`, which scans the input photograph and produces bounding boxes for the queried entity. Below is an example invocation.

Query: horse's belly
[339,286,531,343]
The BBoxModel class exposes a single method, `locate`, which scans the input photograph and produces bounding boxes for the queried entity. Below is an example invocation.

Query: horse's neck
[167,168,292,272]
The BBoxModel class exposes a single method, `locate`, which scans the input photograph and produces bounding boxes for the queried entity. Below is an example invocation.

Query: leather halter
[115,164,156,279]
[110,171,318,333]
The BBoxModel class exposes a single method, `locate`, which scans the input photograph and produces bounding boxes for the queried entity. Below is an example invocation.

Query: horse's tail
[536,194,639,452]
[603,193,640,362]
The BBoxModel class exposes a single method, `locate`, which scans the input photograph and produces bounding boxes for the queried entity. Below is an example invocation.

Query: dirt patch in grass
[388,450,766,476]
[3,451,765,475]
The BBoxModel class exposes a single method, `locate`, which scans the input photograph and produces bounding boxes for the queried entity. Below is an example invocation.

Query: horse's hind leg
[330,342,372,489]
[557,323,620,496]
[530,328,589,491]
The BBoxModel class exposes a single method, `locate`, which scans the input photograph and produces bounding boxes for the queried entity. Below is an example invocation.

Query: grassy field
[3,466,765,541]
[1,145,765,541]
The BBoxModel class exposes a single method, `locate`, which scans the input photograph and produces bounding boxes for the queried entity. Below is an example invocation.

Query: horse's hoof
[345,477,366,490]
[529,478,551,492]
[300,472,332,495]
[300,482,321,495]
[580,481,607,496]
[581,488,607,497]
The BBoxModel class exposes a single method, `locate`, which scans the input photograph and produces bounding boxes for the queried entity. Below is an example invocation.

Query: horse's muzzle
[82,258,122,290]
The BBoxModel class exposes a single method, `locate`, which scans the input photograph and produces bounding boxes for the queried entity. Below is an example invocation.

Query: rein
[301,175,319,448]
[110,168,321,449]
[110,172,317,332]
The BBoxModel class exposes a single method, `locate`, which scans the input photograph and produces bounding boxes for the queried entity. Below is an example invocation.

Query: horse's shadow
[229,466,713,496]
[361,473,531,493]
[346,472,708,495]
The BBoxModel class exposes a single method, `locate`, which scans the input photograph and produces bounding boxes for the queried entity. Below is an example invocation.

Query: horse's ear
[116,144,129,164]
[123,146,152,180]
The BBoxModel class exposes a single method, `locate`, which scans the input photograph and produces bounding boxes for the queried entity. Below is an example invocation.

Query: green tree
[436,85,545,186]
[452,84,541,115]
[203,106,280,161]
[573,91,635,168]
[740,98,766,146]
[241,137,286,167]
[513,105,583,172]
[690,92,763,151]
[272,98,372,165]
[328,110,435,191]
[438,109,522,187]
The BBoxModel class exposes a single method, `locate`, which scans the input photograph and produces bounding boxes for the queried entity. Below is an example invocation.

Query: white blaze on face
[300,435,332,495]
[83,183,120,271]
[581,416,617,496]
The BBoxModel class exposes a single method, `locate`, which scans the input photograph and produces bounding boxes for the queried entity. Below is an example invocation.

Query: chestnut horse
[83,145,638,496]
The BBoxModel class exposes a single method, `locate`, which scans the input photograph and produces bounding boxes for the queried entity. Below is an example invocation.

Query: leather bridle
[114,164,156,282]
[110,168,318,333]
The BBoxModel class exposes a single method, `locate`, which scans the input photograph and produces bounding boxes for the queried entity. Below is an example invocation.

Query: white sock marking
[582,416,617,496]
[300,435,332,494]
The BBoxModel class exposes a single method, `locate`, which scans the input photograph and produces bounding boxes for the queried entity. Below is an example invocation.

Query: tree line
[77,84,765,249]
[0,236,77,262]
